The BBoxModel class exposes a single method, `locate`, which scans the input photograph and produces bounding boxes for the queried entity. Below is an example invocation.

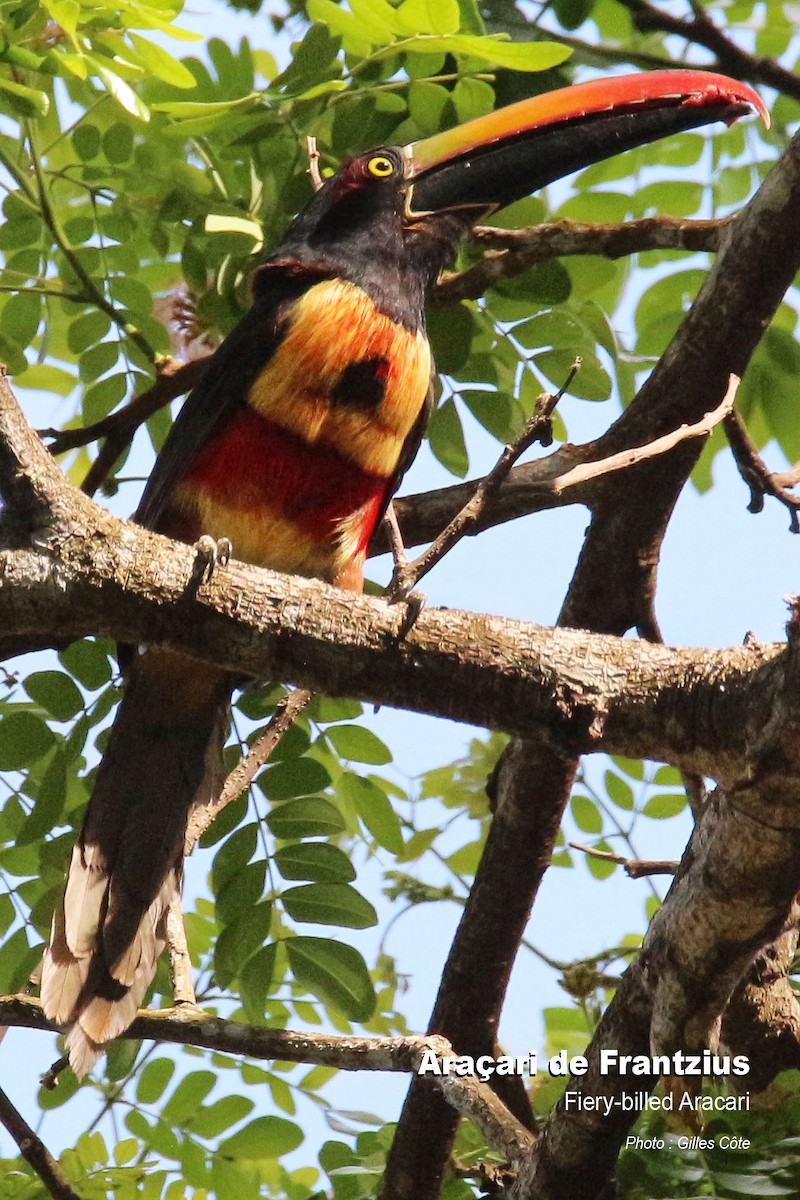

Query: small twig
[184,687,313,851]
[387,361,578,601]
[40,1056,70,1091]
[569,841,679,879]
[166,894,196,1006]
[0,1085,80,1200]
[724,408,800,533]
[541,376,739,496]
[384,501,411,575]
[38,358,209,455]
[38,357,211,499]
[306,136,324,191]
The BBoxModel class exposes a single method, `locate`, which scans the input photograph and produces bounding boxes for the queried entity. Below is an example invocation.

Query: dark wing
[136,265,324,532]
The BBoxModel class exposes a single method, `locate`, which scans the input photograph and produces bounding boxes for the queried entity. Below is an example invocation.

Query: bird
[40,69,766,1076]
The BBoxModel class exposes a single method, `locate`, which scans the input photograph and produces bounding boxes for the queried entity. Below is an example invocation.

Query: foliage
[0,0,797,1197]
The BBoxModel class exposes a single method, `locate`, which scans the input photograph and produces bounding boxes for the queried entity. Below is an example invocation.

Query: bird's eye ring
[367,155,395,178]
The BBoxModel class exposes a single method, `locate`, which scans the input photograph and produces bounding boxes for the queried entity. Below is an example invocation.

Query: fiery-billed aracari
[41,70,766,1074]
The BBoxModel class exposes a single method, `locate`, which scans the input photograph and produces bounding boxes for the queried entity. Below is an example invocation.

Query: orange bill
[404,70,767,216]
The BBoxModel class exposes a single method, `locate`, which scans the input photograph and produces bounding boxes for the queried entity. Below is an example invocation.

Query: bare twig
[40,1056,69,1091]
[724,408,800,533]
[387,362,576,601]
[166,894,196,1006]
[0,1085,80,1200]
[542,377,738,496]
[569,841,679,879]
[306,136,324,191]
[185,687,313,851]
[38,357,211,500]
[38,359,209,456]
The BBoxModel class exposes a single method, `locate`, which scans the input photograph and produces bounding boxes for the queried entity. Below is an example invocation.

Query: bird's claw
[393,588,427,642]
[193,535,233,583]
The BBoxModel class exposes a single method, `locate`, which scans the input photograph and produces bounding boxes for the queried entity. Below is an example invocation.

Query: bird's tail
[41,647,231,1077]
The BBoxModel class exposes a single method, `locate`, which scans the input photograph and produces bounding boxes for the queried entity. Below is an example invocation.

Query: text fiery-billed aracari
[41,70,767,1074]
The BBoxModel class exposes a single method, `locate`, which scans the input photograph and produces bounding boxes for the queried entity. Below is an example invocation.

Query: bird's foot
[392,588,427,642]
[193,535,232,583]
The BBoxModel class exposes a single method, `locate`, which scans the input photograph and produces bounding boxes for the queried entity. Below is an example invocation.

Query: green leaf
[129,34,197,89]
[59,639,113,690]
[93,62,150,122]
[427,396,469,477]
[152,93,260,120]
[71,123,101,161]
[570,794,602,834]
[79,341,119,383]
[16,363,76,396]
[191,1095,254,1139]
[266,797,346,840]
[215,861,266,923]
[260,757,332,802]
[101,122,134,165]
[282,883,377,929]
[162,1071,216,1124]
[66,311,112,354]
[0,712,55,770]
[338,774,403,854]
[273,842,356,883]
[136,1059,176,1105]
[444,34,571,71]
[461,388,520,442]
[585,840,617,881]
[0,76,50,118]
[396,0,461,34]
[19,747,68,842]
[326,725,391,765]
[82,373,128,422]
[214,901,273,986]
[642,793,687,820]
[604,771,634,812]
[240,943,278,1022]
[220,1115,303,1160]
[206,213,263,250]
[311,696,363,722]
[286,937,376,1022]
[535,349,611,401]
[0,291,42,350]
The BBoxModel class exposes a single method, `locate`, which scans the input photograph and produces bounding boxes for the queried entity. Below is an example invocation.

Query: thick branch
[722,931,800,1090]
[0,996,532,1164]
[0,531,794,775]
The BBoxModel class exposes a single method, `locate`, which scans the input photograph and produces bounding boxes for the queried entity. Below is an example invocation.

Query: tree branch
[0,1084,80,1200]
[0,996,532,1165]
[435,216,734,305]
[724,407,800,533]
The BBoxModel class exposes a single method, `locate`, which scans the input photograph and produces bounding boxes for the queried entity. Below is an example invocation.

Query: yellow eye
[367,155,395,178]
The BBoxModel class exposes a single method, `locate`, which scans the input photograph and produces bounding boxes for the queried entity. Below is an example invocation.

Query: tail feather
[41,648,231,1075]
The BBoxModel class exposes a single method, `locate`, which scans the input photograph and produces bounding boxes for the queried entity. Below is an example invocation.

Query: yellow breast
[247,278,432,479]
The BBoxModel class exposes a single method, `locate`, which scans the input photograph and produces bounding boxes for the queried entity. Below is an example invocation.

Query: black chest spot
[330,357,389,408]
